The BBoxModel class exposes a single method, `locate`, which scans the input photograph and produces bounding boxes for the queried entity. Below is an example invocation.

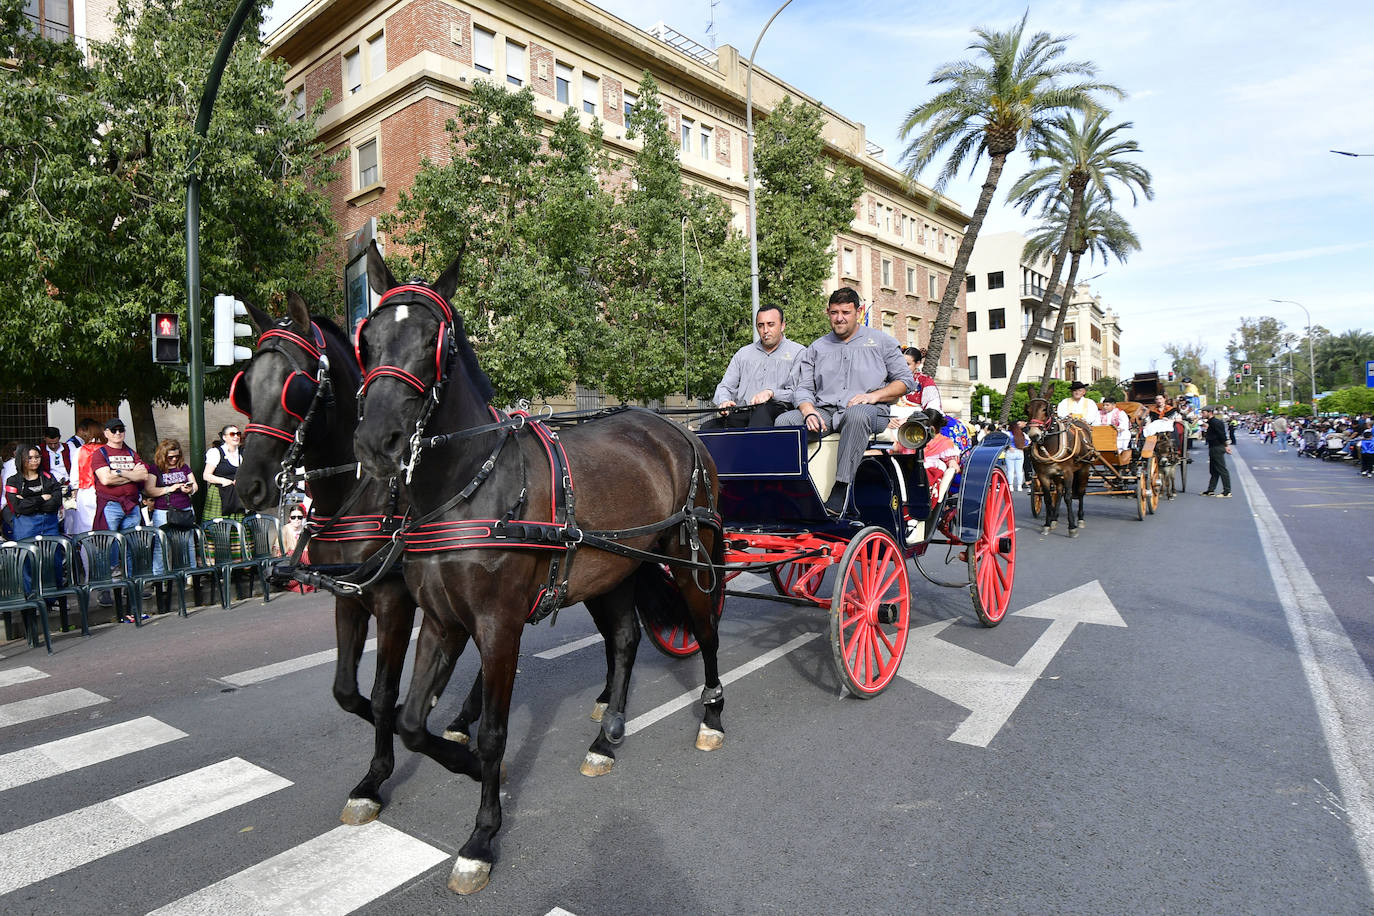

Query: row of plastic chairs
[0,514,282,655]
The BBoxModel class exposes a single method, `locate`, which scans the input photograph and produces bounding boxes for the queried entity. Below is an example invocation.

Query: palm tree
[997,112,1152,420]
[1315,329,1374,388]
[897,12,1122,379]
[1023,192,1140,399]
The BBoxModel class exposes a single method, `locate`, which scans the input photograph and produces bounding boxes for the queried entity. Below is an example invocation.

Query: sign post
[1366,359,1374,388]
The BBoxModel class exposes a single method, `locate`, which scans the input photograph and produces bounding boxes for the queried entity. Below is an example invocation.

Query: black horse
[233,295,486,825]
[1026,398,1093,537]
[351,243,726,895]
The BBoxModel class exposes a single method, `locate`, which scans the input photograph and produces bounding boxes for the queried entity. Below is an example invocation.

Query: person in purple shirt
[775,287,915,514]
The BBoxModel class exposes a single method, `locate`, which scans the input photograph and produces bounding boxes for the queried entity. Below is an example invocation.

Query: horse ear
[244,300,274,336]
[431,248,463,304]
[367,240,398,296]
[286,292,311,336]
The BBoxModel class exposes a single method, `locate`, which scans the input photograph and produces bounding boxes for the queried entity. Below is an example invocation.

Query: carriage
[638,420,1017,698]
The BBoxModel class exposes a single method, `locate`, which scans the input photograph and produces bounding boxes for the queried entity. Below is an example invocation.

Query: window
[882,311,895,335]
[881,258,893,288]
[369,32,386,81]
[968,356,978,380]
[1065,361,1078,380]
[884,206,893,234]
[290,87,306,121]
[1092,368,1102,382]
[623,90,637,121]
[966,274,976,293]
[681,116,693,151]
[582,74,598,115]
[987,271,1004,290]
[929,274,939,299]
[473,27,495,74]
[344,49,362,94]
[22,0,71,40]
[700,124,712,159]
[842,247,856,277]
[948,335,958,367]
[1090,324,1102,343]
[1063,324,1076,343]
[989,308,1005,330]
[555,62,572,104]
[906,317,919,347]
[1113,341,1120,356]
[505,40,525,86]
[966,312,977,333]
[990,353,1007,378]
[357,139,379,188]
[906,266,916,293]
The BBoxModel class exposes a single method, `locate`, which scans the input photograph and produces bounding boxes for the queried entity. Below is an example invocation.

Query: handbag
[165,508,198,529]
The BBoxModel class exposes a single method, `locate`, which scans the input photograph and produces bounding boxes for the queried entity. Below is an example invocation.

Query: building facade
[1053,283,1122,385]
[962,231,1061,397]
[266,0,973,415]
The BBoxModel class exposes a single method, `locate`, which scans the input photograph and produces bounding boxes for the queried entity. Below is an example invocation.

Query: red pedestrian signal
[1167,371,1175,382]
[1242,362,1251,376]
[151,312,181,365]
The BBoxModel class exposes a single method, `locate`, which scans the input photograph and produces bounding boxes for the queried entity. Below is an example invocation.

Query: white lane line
[0,666,49,689]
[0,687,107,729]
[148,821,447,916]
[535,633,604,660]
[624,632,822,736]
[0,716,187,792]
[223,625,422,687]
[0,757,291,896]
[1233,455,1374,889]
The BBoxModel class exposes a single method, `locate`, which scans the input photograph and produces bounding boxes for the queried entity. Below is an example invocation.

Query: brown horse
[351,243,725,895]
[1025,398,1095,536]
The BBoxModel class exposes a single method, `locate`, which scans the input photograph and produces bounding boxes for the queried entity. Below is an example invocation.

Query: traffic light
[1167,370,1175,382]
[213,294,254,366]
[151,312,181,364]
[1242,362,1251,376]
[1234,373,1242,384]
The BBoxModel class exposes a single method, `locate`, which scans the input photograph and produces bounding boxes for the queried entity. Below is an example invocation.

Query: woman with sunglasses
[147,439,198,574]
[202,425,244,521]
[281,502,307,555]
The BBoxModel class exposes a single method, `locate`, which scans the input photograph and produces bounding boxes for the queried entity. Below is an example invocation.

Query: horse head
[1025,398,1052,444]
[234,292,356,512]
[353,241,492,482]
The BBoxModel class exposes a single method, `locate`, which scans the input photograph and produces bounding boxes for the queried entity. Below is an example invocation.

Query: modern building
[1053,283,1122,385]
[962,231,1061,397]
[265,0,974,415]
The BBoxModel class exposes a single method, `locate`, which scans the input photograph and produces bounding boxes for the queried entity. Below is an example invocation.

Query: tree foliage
[0,0,339,421]
[1225,316,1293,377]
[753,95,864,345]
[1160,339,1215,395]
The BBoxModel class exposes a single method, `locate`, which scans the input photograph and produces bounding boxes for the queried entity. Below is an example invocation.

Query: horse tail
[633,563,692,633]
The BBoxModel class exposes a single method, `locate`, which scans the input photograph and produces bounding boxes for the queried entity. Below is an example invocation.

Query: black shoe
[1218,493,1232,498]
[824,483,849,516]
[1200,491,1214,496]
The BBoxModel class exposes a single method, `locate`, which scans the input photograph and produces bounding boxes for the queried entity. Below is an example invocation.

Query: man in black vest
[1200,405,1232,497]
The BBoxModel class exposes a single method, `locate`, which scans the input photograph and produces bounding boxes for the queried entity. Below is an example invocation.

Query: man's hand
[124,465,149,482]
[717,400,736,416]
[847,390,883,407]
[804,412,826,433]
[749,389,773,406]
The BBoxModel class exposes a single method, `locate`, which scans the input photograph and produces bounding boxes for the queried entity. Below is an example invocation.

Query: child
[1360,430,1374,478]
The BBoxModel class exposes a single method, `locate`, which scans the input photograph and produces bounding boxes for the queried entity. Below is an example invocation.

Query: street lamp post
[746,0,795,331]
[1269,298,1318,405]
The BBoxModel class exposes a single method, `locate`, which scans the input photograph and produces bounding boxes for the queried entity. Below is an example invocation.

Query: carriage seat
[806,432,843,501]
[1091,425,1131,465]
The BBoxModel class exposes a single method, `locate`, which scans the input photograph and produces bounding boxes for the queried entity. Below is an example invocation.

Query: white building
[962,231,1060,394]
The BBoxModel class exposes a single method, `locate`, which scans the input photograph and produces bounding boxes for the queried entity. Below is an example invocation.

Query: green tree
[1225,317,1292,379]
[0,0,338,448]
[1314,329,1374,390]
[1161,339,1215,398]
[590,73,748,402]
[381,82,609,402]
[1021,191,1139,400]
[998,112,1151,418]
[1318,386,1374,415]
[754,95,864,345]
[896,12,1121,377]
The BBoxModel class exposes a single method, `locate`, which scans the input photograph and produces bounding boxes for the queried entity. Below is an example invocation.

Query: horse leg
[331,596,373,722]
[441,669,484,744]
[589,620,617,723]
[579,580,641,777]
[680,537,725,751]
[449,619,523,896]
[341,584,416,825]
[1042,477,1058,533]
[1063,479,1078,537]
[1075,470,1088,524]
[395,615,482,780]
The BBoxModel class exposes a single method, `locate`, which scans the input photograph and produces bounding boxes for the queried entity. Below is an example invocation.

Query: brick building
[267,0,974,415]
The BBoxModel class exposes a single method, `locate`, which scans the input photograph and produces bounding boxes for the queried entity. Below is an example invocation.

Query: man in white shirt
[1056,380,1100,425]
[1097,396,1131,451]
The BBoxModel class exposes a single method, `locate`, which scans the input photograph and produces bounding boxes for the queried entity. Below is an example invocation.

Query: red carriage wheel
[770,558,824,601]
[640,565,704,658]
[829,527,910,698]
[966,468,1016,627]
[1029,479,1043,518]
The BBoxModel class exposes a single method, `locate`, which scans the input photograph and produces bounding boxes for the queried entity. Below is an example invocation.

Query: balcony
[1021,284,1062,305]
[1021,325,1055,343]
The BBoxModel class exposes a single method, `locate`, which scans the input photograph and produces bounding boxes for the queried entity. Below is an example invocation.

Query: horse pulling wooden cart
[1083,424,1162,520]
[640,422,1018,698]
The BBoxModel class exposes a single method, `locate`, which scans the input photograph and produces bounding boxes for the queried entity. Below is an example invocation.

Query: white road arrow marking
[897,580,1126,747]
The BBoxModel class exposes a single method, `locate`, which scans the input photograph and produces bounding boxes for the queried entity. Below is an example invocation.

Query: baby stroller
[1298,429,1320,457]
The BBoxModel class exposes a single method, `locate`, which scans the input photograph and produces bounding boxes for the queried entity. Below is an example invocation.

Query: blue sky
[265,0,1374,379]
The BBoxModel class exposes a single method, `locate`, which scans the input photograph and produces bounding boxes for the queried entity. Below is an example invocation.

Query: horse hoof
[1068,529,1079,538]
[442,728,470,744]
[1040,527,1050,536]
[580,751,615,777]
[695,723,725,752]
[340,797,381,826]
[590,701,607,722]
[447,856,492,895]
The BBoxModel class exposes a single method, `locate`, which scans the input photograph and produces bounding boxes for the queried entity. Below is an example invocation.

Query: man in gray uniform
[776,287,915,514]
[703,305,804,428]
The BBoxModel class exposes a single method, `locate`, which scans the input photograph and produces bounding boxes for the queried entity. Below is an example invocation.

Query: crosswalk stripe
[148,821,448,915]
[222,626,422,687]
[0,717,188,793]
[0,757,291,896]
[0,687,106,729]
[535,633,603,660]
[0,666,49,689]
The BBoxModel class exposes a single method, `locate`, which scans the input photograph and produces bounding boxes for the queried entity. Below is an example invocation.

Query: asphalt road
[2,442,1371,915]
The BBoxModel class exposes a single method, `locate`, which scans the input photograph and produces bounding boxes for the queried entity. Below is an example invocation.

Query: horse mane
[448,309,495,406]
[311,314,361,388]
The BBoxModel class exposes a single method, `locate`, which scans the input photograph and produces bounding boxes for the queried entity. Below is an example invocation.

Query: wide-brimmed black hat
[1069,380,1088,390]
